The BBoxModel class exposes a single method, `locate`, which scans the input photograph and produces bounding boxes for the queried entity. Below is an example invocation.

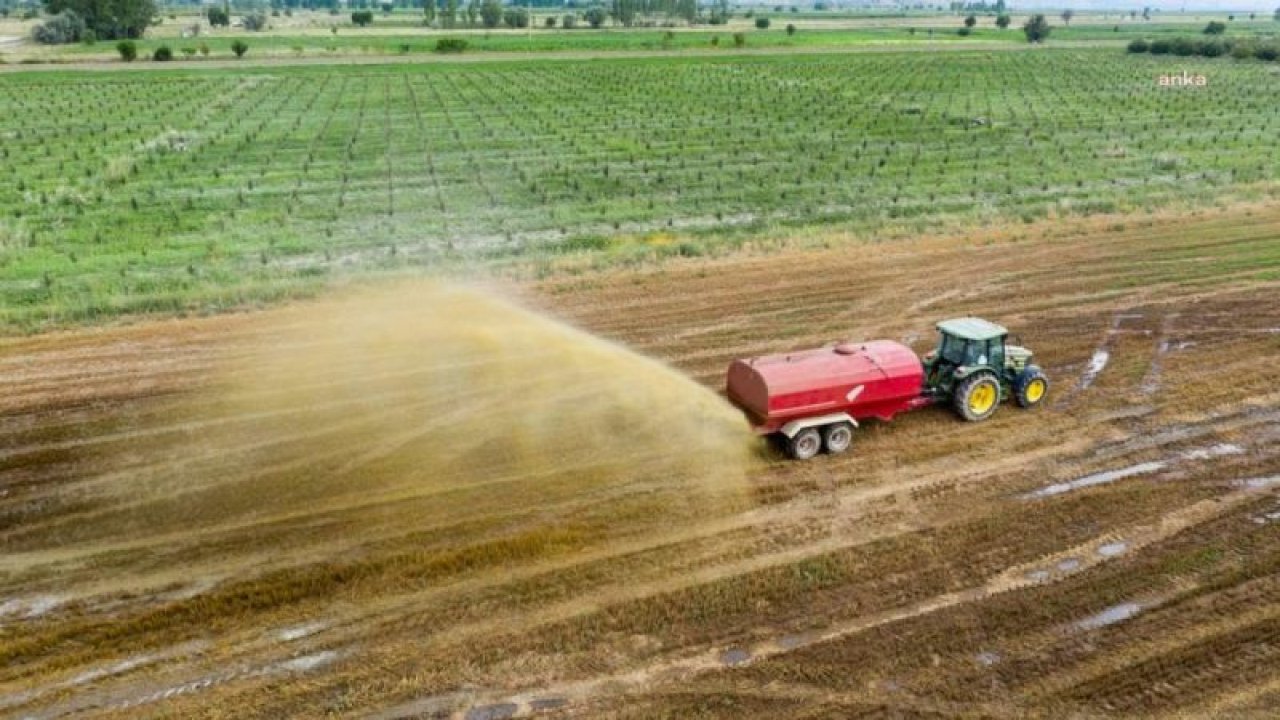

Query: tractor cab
[921,317,1048,422]
[929,317,1008,376]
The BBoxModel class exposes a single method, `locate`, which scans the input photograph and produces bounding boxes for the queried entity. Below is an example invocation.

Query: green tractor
[921,317,1049,422]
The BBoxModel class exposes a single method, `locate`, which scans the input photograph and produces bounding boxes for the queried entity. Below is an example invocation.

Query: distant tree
[562,13,577,28]
[584,6,606,27]
[995,13,1010,29]
[785,22,795,35]
[231,39,248,56]
[441,0,456,27]
[1142,6,1150,21]
[1060,8,1073,26]
[1023,13,1050,43]
[116,39,137,60]
[502,6,527,28]
[733,31,745,46]
[1127,37,1149,53]
[544,15,556,27]
[422,0,434,24]
[242,13,267,30]
[32,10,86,43]
[381,2,393,13]
[611,0,636,26]
[464,0,478,27]
[479,0,500,27]
[676,0,696,23]
[351,9,373,25]
[152,44,172,60]
[207,5,230,27]
[44,0,156,39]
[963,13,975,27]
[755,16,769,29]
[1204,20,1225,34]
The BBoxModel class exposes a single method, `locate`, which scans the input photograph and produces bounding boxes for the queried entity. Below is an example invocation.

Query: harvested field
[2,204,1279,718]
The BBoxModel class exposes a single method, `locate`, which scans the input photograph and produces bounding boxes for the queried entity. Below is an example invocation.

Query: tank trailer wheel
[788,427,823,461]
[822,423,854,454]
[1015,366,1049,408]
[954,372,1001,423]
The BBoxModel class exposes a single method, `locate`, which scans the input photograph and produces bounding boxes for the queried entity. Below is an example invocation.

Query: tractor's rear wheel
[954,372,1001,422]
[787,428,822,460]
[1015,366,1049,408]
[822,423,854,454]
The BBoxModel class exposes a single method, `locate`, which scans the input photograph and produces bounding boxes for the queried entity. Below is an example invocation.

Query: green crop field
[31,19,1280,59]
[49,26,1017,58]
[1,48,1278,330]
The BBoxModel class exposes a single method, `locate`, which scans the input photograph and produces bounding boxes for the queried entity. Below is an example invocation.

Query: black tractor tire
[1014,366,1049,408]
[787,427,823,460]
[953,372,1001,423]
[822,423,854,454]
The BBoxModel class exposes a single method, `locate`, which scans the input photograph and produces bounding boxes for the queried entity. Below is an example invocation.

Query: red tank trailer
[726,339,932,460]
[728,318,1051,460]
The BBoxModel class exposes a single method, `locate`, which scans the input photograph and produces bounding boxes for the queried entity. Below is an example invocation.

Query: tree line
[34,0,155,42]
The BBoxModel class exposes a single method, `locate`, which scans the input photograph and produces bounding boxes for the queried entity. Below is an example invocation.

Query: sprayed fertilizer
[200,282,755,524]
[8,282,753,609]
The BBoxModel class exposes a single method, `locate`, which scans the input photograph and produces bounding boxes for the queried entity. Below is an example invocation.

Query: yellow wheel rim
[1025,378,1046,403]
[969,382,997,414]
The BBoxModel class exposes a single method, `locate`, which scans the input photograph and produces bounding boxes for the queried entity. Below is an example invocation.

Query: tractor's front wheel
[1015,366,1049,408]
[787,428,822,460]
[954,372,1001,422]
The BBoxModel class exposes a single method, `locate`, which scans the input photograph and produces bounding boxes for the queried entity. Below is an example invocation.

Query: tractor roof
[936,317,1008,341]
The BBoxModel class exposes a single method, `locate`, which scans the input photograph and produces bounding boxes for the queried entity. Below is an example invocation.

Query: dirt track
[0,38,1084,73]
[2,205,1279,718]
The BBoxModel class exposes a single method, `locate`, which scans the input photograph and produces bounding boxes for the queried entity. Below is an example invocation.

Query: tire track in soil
[385,473,1278,720]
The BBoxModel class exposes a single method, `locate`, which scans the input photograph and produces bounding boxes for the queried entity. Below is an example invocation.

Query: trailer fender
[779,413,858,439]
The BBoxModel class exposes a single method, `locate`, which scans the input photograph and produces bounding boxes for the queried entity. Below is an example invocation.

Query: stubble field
[3,202,1279,718]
